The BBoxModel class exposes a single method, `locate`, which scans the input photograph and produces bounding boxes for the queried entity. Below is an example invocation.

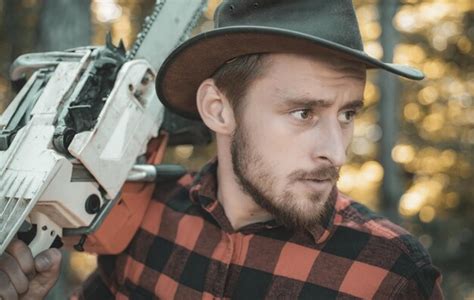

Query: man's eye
[338,110,357,124]
[290,109,313,120]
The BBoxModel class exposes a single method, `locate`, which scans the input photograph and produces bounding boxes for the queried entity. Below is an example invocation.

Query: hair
[212,53,269,118]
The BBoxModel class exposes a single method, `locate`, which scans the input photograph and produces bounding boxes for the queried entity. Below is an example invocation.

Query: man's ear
[196,79,236,135]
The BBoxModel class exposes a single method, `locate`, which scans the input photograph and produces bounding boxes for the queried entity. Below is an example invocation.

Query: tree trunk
[37,0,91,51]
[378,0,402,224]
[37,2,91,299]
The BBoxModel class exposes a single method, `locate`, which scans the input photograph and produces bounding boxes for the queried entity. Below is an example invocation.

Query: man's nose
[311,120,348,167]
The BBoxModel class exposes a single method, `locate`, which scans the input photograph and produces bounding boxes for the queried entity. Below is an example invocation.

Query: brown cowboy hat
[156,0,424,120]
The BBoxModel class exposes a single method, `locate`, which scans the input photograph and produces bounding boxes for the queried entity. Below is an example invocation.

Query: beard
[230,123,339,232]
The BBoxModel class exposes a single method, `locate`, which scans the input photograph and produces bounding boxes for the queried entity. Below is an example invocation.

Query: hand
[0,239,62,300]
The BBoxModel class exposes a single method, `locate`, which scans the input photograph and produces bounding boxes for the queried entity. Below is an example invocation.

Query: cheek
[342,124,355,149]
[250,110,296,152]
[244,119,297,181]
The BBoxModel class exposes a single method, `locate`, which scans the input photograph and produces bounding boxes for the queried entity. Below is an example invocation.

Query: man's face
[230,53,366,230]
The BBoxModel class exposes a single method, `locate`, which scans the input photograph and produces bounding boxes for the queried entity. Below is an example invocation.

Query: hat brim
[156,26,424,120]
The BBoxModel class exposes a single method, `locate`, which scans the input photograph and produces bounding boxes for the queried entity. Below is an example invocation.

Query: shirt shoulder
[331,194,442,297]
[151,171,196,205]
[325,195,442,299]
[335,194,431,265]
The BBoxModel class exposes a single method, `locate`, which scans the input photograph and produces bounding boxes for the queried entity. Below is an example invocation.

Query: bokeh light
[392,144,416,164]
[69,252,98,282]
[0,0,471,298]
[91,0,123,23]
[419,205,436,223]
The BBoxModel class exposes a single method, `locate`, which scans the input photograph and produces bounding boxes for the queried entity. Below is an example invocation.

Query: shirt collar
[189,158,338,244]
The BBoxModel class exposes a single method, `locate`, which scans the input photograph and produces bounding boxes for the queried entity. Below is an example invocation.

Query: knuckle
[0,256,28,295]
[6,240,31,260]
[0,254,16,277]
[5,242,34,277]
[0,269,8,286]
[5,239,26,255]
[0,271,18,300]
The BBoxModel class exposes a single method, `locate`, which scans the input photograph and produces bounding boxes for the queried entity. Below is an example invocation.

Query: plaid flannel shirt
[75,160,443,299]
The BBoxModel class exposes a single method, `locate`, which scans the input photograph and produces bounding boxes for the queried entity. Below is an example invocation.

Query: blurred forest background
[0,0,472,299]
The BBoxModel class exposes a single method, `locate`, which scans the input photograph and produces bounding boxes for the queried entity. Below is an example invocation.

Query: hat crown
[215,0,364,51]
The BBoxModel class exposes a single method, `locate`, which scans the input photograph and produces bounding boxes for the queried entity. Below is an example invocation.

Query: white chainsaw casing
[0,52,163,255]
[68,59,163,199]
[0,51,93,254]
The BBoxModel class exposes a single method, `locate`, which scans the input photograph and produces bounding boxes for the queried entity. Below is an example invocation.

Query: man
[0,0,443,299]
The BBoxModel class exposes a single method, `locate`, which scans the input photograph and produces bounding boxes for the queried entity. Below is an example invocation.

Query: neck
[215,137,273,230]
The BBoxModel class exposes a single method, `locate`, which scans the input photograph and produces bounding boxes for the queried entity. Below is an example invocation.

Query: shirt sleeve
[69,255,119,300]
[395,263,444,300]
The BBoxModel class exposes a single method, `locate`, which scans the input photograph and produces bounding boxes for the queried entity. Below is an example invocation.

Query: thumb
[33,248,62,284]
[21,249,62,300]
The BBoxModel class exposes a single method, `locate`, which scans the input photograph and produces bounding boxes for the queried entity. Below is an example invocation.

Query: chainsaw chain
[127,0,207,61]
[176,0,207,46]
[127,0,167,60]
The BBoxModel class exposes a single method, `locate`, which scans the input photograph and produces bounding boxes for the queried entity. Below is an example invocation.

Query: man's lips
[299,178,333,192]
[289,166,340,186]
[301,177,334,183]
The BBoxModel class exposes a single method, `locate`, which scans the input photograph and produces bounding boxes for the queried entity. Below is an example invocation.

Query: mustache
[289,165,340,183]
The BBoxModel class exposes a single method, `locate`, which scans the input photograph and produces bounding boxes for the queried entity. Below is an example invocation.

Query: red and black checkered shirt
[76,160,443,299]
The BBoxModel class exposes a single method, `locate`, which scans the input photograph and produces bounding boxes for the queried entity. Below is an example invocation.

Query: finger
[20,249,62,300]
[5,240,35,280]
[0,253,29,294]
[0,270,18,300]
[33,248,62,284]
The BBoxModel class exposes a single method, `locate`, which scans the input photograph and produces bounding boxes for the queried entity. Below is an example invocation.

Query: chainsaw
[0,0,209,256]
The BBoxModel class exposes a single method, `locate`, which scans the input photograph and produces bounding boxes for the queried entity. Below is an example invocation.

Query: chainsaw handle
[28,211,62,257]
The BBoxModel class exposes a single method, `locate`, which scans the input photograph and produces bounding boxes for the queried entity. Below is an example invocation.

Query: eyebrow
[340,99,364,111]
[282,97,334,108]
[279,97,364,111]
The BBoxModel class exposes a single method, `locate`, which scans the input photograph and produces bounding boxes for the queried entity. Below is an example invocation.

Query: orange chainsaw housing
[63,133,169,254]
